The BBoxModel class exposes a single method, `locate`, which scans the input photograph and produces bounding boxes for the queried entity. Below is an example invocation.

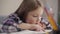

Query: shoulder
[3,13,20,24]
[41,17,49,24]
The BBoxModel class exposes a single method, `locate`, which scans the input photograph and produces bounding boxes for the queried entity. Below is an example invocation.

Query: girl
[1,0,51,33]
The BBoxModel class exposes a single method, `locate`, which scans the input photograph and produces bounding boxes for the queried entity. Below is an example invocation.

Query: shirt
[0,13,52,33]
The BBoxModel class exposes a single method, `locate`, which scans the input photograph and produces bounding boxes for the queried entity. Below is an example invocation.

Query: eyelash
[33,16,38,17]
[33,15,41,18]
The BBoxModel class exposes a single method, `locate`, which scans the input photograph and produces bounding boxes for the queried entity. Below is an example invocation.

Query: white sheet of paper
[10,30,52,34]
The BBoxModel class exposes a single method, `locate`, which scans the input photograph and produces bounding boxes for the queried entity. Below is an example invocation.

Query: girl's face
[25,7,43,24]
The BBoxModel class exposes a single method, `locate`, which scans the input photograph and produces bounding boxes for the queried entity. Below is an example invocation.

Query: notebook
[10,30,52,34]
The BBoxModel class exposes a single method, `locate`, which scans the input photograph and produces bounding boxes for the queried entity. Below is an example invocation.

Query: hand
[38,22,46,29]
[30,24,45,31]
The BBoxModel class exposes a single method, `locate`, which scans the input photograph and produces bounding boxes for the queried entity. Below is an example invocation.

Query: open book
[10,30,52,34]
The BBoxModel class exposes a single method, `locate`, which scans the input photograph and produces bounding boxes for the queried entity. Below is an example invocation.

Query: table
[0,30,52,34]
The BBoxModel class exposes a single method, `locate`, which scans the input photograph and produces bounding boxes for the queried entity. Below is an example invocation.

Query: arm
[2,18,18,33]
[1,13,24,32]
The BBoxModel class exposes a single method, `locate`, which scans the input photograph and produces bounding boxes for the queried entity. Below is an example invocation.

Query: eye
[33,15,38,17]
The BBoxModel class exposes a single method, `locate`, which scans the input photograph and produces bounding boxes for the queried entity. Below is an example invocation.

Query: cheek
[26,17,36,24]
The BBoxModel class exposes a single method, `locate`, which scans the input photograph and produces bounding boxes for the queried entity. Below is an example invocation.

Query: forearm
[2,25,18,33]
[17,23,32,30]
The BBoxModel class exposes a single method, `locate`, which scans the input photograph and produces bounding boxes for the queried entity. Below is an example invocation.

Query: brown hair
[15,0,43,22]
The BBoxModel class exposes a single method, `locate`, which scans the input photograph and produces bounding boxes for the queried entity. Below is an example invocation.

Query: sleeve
[1,18,18,33]
[41,18,52,29]
[1,14,23,33]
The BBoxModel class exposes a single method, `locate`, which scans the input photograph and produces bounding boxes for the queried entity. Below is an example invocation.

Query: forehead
[28,7,43,15]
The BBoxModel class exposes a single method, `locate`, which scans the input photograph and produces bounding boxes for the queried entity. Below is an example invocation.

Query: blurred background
[0,0,60,29]
[58,0,60,26]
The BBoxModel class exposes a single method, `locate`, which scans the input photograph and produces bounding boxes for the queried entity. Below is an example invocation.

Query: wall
[0,0,23,16]
[0,0,58,23]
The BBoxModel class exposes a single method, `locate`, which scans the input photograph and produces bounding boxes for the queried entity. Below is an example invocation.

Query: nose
[36,17,41,23]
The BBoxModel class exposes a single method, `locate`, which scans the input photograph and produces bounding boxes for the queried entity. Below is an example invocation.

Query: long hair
[15,0,43,22]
